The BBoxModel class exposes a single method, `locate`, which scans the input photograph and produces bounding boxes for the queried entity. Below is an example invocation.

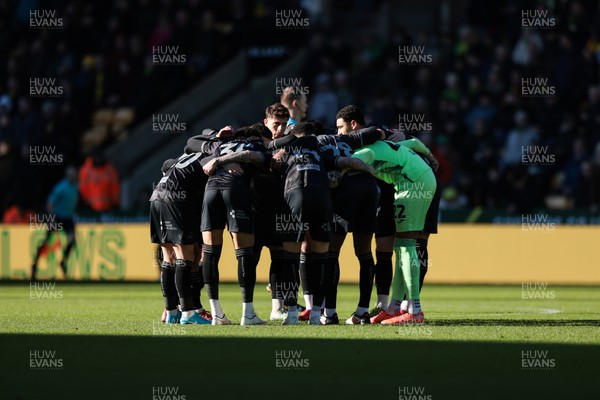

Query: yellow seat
[81,126,109,153]
[92,108,114,126]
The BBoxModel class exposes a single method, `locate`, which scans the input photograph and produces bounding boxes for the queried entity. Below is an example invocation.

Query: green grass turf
[1,282,599,400]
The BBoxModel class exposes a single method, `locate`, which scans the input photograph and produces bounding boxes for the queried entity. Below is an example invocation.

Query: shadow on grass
[428,319,600,327]
[1,334,598,400]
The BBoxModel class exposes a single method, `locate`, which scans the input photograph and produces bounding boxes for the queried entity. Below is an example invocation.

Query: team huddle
[149,88,440,326]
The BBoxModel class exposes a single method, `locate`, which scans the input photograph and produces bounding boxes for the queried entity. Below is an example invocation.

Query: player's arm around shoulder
[400,137,439,172]
[202,150,265,176]
[352,145,376,165]
[269,148,288,173]
[335,155,375,175]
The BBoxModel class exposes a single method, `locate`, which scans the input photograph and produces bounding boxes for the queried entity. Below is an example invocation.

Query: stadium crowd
[296,0,600,213]
[1,0,600,219]
[0,0,243,215]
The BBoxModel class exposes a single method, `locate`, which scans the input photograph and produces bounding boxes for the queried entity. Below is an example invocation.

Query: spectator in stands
[564,137,590,207]
[440,187,468,210]
[502,110,538,168]
[3,0,600,214]
[2,201,34,224]
[511,31,543,67]
[465,93,496,135]
[589,143,600,213]
[79,150,120,212]
[0,111,15,212]
[307,74,338,127]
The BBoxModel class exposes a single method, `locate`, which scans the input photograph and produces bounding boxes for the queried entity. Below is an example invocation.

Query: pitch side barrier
[1,224,598,284]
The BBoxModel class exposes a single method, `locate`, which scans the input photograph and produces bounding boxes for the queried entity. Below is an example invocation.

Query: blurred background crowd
[1,0,599,222]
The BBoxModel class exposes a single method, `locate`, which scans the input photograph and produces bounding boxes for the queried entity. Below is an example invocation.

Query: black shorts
[332,173,378,234]
[281,187,332,243]
[201,187,254,234]
[375,179,396,238]
[422,172,440,234]
[150,200,200,245]
[195,192,204,241]
[254,195,284,247]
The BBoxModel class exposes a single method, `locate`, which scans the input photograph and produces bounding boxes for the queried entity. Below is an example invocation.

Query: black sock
[31,234,50,280]
[269,249,285,300]
[60,239,75,276]
[417,238,429,292]
[174,259,194,311]
[282,251,299,307]
[253,243,263,264]
[375,251,393,295]
[202,244,222,300]
[33,232,50,265]
[299,251,311,295]
[160,261,178,310]
[63,239,75,260]
[324,251,340,309]
[358,252,375,308]
[310,252,328,309]
[236,247,256,303]
[191,262,204,310]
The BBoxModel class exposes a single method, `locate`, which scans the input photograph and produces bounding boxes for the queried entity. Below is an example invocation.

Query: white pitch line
[512,308,561,314]
[538,308,561,314]
[472,308,561,316]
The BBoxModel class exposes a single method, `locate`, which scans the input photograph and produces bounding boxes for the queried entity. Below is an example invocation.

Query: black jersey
[316,126,382,157]
[150,151,209,204]
[252,134,298,198]
[205,139,270,191]
[317,127,381,181]
[317,126,381,193]
[273,136,338,194]
[252,162,283,206]
[186,135,221,154]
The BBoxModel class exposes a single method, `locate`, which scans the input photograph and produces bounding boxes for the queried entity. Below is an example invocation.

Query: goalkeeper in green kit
[352,139,436,324]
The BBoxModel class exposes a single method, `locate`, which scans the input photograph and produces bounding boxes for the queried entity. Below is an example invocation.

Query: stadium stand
[1,0,599,221]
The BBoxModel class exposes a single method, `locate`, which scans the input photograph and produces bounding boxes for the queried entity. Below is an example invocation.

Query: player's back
[150,152,206,203]
[206,139,268,191]
[276,136,332,193]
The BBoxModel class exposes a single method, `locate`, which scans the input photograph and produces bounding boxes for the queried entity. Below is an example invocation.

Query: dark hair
[308,120,326,136]
[291,122,315,137]
[161,158,178,173]
[258,124,273,139]
[336,104,365,125]
[234,123,265,140]
[265,103,290,120]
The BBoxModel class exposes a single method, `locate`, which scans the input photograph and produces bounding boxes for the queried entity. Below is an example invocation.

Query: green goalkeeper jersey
[352,140,432,188]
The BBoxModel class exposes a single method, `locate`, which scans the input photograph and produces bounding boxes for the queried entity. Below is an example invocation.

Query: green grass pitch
[1,282,599,400]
